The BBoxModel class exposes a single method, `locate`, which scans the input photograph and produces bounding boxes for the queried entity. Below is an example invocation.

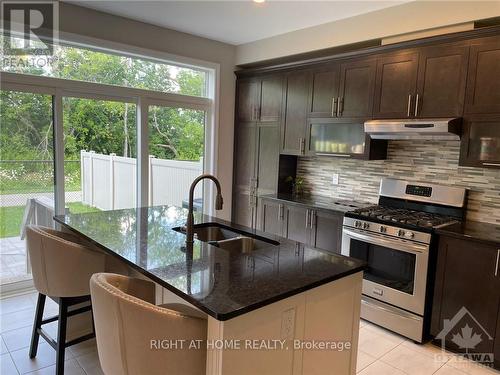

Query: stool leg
[55,298,68,375]
[29,293,46,358]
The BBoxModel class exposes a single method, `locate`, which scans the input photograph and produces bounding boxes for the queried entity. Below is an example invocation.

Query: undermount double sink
[173,223,279,253]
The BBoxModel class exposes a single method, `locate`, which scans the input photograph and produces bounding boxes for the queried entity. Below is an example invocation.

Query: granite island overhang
[55,205,366,374]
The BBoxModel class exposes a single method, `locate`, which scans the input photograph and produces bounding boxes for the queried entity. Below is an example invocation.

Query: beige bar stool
[26,225,106,375]
[90,273,208,375]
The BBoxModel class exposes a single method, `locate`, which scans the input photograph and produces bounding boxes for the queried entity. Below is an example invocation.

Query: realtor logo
[435,307,494,365]
[1,1,58,55]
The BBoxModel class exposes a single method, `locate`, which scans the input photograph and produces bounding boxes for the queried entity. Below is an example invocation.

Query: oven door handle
[343,228,428,254]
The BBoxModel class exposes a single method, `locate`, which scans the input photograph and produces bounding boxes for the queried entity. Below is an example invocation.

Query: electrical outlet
[332,173,339,185]
[281,308,296,339]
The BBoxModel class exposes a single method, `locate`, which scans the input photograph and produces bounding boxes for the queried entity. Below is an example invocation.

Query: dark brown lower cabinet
[286,205,310,244]
[260,200,286,237]
[310,210,343,254]
[259,198,343,254]
[431,235,500,369]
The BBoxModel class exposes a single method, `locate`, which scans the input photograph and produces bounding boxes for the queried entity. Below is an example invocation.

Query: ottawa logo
[435,307,494,365]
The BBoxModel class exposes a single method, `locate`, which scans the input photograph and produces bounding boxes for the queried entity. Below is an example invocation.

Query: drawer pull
[483,163,500,167]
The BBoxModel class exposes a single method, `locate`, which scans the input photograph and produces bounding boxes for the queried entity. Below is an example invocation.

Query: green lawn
[0,202,100,238]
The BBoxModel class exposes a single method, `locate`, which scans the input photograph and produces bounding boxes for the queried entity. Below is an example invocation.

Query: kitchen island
[55,205,365,375]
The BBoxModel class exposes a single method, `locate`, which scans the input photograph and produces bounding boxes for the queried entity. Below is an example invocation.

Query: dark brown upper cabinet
[465,36,500,115]
[281,70,311,155]
[308,58,376,119]
[308,65,341,118]
[460,115,500,169]
[259,75,284,122]
[237,79,260,122]
[236,75,283,123]
[338,58,377,118]
[373,52,419,119]
[416,44,469,118]
[373,44,469,119]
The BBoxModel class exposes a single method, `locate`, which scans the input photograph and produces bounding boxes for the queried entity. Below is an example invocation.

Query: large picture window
[0,33,217,290]
[1,35,208,97]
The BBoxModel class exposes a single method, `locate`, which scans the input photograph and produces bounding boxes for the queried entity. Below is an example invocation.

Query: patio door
[0,90,55,288]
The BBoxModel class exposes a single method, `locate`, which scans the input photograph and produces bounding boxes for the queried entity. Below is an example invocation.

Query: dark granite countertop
[436,220,500,247]
[260,193,373,214]
[54,206,365,321]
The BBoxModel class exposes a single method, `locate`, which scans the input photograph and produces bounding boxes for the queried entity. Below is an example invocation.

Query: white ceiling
[67,1,410,45]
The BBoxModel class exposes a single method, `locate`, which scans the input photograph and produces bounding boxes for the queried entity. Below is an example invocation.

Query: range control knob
[355,221,362,228]
[379,226,387,233]
[398,229,405,237]
[404,231,415,239]
[363,222,370,229]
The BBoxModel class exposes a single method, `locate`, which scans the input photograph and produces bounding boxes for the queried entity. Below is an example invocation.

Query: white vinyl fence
[81,151,203,210]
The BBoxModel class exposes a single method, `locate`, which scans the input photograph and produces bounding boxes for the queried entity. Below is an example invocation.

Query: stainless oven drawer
[361,296,424,342]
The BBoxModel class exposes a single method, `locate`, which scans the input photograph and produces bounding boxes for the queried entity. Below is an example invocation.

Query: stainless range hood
[364,118,462,140]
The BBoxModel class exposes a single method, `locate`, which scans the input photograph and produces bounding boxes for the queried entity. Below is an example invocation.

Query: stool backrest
[26,225,105,297]
[90,273,207,375]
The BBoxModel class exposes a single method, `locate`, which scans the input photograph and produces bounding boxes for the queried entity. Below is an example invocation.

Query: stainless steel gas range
[341,178,467,342]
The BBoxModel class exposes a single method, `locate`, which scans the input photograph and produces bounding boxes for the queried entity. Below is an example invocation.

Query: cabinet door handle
[310,210,316,229]
[305,209,310,229]
[483,163,500,167]
[495,249,500,277]
[298,138,305,155]
[336,97,341,117]
[414,94,419,117]
[407,94,412,117]
[331,97,337,117]
[278,204,284,221]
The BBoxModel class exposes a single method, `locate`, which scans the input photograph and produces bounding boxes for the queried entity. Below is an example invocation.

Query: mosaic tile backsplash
[297,140,500,224]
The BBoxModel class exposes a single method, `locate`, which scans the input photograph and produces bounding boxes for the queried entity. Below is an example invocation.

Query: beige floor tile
[1,309,35,334]
[447,355,500,375]
[380,344,446,374]
[10,342,73,374]
[75,351,103,375]
[2,327,33,353]
[401,340,455,362]
[363,323,406,343]
[357,350,377,373]
[0,294,34,316]
[435,364,469,375]
[67,338,97,358]
[359,360,407,375]
[1,336,8,355]
[358,326,403,358]
[1,353,20,374]
[25,359,85,375]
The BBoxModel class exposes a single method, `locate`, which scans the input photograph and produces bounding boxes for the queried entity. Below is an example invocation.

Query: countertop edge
[259,194,372,214]
[436,221,500,247]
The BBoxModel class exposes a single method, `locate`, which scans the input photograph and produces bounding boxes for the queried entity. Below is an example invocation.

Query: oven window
[350,239,416,295]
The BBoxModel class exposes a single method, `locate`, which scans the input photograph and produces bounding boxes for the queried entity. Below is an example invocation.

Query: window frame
[1,29,220,216]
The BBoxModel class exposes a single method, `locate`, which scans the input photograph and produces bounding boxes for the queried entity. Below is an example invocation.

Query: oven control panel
[343,217,432,245]
[405,184,432,197]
